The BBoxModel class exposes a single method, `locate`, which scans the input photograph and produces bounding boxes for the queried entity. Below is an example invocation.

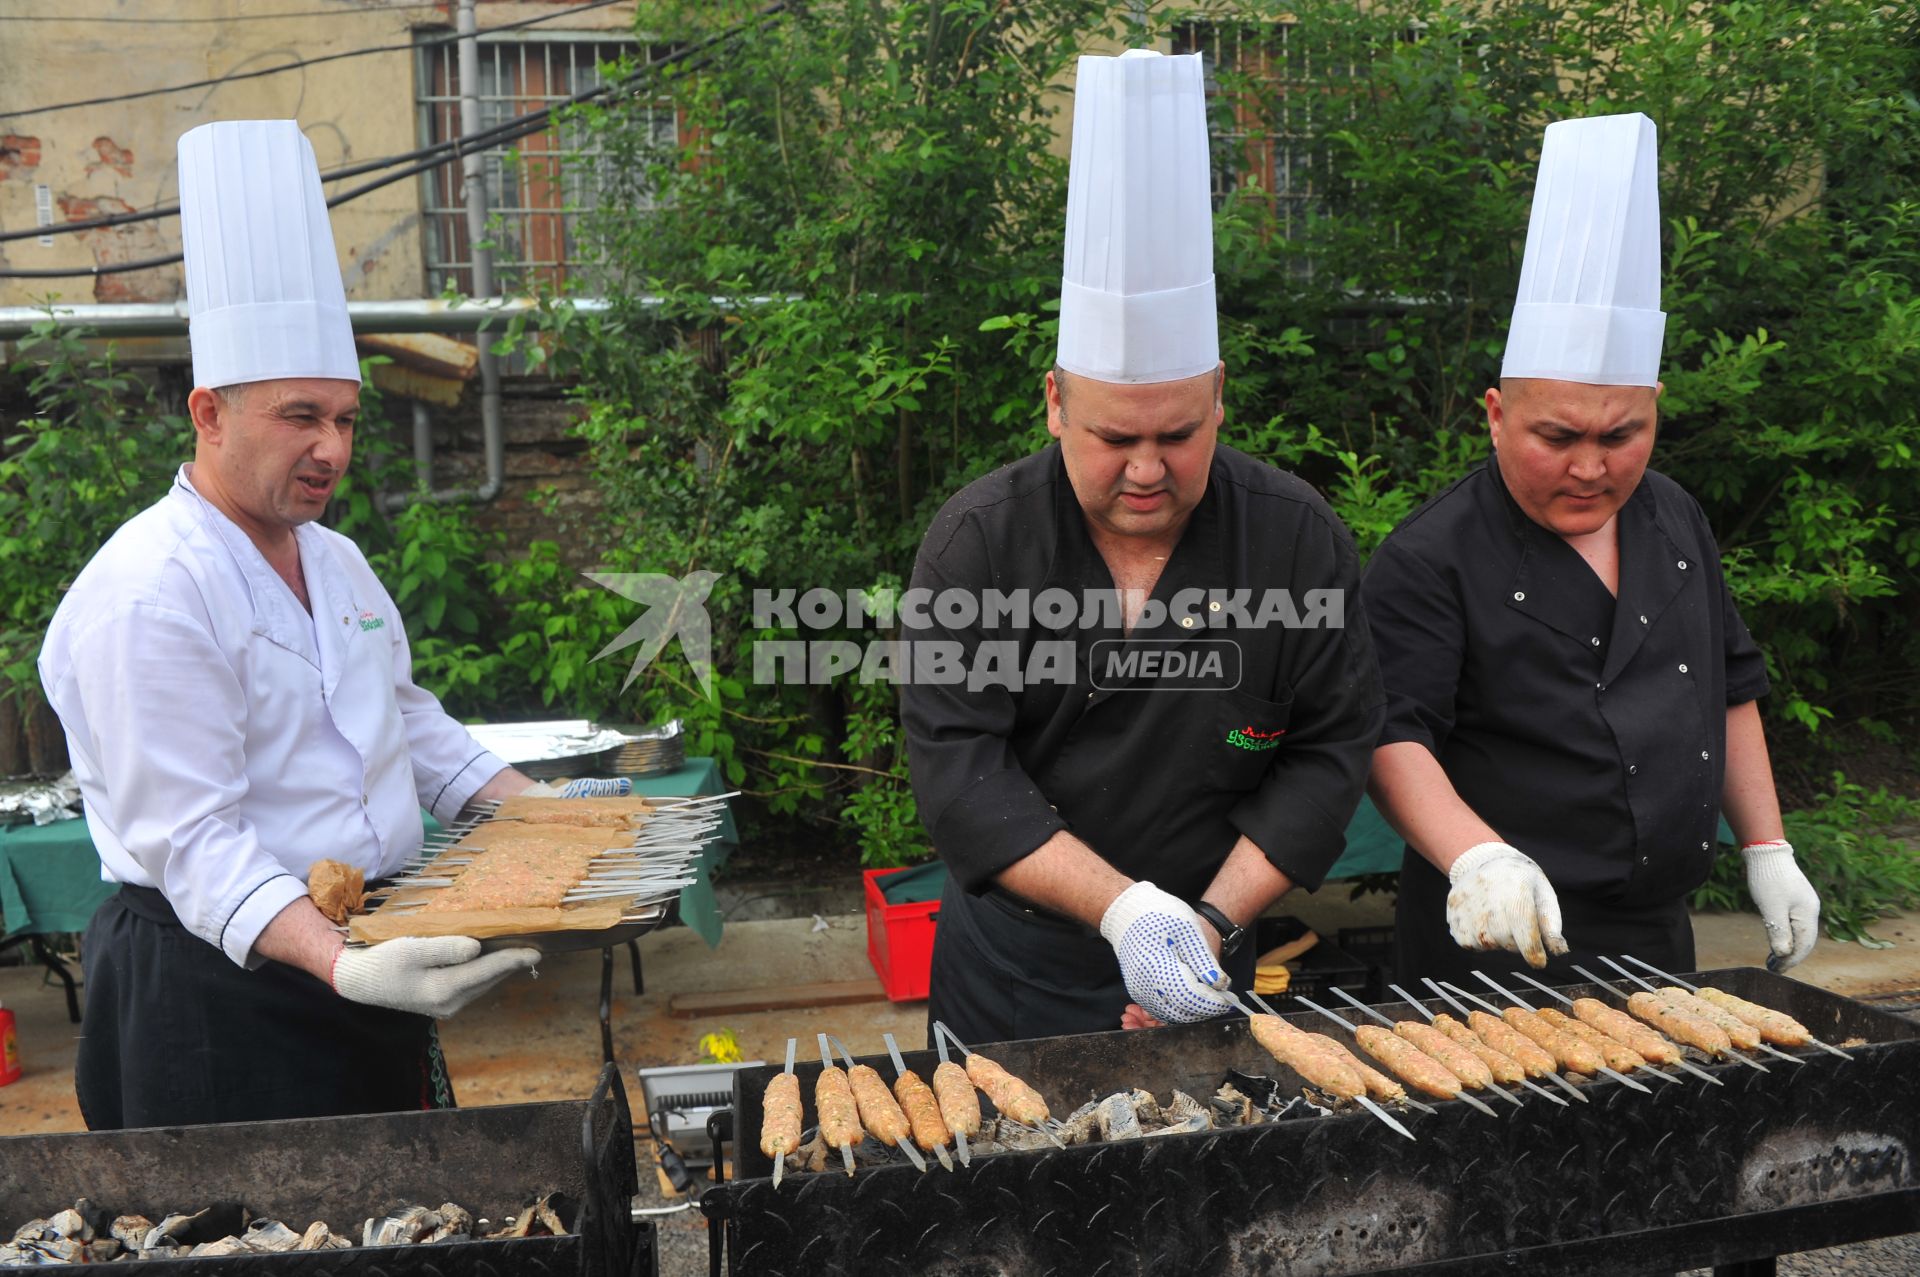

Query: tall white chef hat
[1501,112,1664,387]
[177,120,360,389]
[1056,49,1218,385]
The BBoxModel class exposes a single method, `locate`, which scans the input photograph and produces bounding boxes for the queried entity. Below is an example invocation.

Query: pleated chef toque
[1056,49,1218,385]
[178,120,360,389]
[1501,112,1665,387]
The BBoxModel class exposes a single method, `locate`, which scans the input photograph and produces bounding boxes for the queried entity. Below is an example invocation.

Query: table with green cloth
[0,816,116,1021]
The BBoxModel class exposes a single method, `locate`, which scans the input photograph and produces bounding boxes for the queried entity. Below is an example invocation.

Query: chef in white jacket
[38,120,622,1130]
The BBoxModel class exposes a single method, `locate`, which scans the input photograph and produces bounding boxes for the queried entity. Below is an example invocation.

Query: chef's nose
[311,421,353,469]
[1126,449,1165,487]
[1568,448,1606,482]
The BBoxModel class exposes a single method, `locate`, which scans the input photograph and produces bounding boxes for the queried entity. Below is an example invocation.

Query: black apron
[925,880,1258,1048]
[76,885,452,1130]
[1392,850,1696,990]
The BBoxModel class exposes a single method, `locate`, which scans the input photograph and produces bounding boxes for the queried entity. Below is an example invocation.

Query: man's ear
[1045,368,1066,440]
[1485,385,1504,451]
[187,386,224,444]
[1213,360,1226,425]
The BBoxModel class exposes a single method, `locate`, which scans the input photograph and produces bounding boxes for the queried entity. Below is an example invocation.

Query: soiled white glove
[1446,842,1568,969]
[1099,882,1235,1024]
[521,777,634,798]
[1742,840,1820,971]
[332,937,540,1019]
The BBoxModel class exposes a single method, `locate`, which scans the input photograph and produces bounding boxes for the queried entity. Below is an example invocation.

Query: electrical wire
[0,4,450,23]
[0,0,629,120]
[0,6,784,280]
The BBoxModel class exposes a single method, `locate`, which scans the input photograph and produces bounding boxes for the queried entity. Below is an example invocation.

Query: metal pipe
[455,0,504,508]
[411,400,434,492]
[0,296,626,339]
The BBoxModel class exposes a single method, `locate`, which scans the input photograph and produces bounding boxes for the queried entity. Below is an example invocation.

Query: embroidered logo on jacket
[357,609,386,632]
[1226,725,1286,751]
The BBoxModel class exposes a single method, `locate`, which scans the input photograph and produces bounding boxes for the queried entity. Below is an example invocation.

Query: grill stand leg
[600,945,616,1067]
[628,938,644,995]
[33,935,81,1024]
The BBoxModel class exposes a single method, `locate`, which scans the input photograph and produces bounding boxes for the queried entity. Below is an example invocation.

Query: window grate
[415,32,677,297]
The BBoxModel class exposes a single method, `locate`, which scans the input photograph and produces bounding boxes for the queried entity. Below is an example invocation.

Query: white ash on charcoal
[0,1194,560,1266]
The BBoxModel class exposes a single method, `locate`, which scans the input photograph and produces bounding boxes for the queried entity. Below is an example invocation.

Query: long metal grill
[710,970,1920,1275]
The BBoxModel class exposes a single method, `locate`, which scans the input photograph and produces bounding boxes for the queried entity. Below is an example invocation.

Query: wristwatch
[1191,900,1246,957]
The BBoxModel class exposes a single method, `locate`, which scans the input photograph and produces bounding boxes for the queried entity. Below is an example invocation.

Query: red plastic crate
[864,867,940,1002]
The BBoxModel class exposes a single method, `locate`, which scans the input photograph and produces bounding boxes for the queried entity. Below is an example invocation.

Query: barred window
[415,33,677,296]
[1173,21,1354,246]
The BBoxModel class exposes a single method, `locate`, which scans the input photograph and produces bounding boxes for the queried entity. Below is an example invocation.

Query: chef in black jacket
[901,50,1382,1044]
[1362,114,1820,984]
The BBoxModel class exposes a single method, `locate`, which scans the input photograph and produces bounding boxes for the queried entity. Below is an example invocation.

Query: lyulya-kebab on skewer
[1574,962,1770,1072]
[1295,996,1500,1116]
[1328,988,1520,1109]
[760,1038,803,1189]
[883,1032,955,1172]
[931,1058,980,1167]
[1462,975,1654,1092]
[814,1034,864,1176]
[1421,978,1591,1103]
[931,1021,1064,1147]
[1236,997,1420,1140]
[1535,1007,1676,1084]
[1617,953,1847,1057]
[1383,982,1568,1107]
[830,1037,927,1172]
[1501,971,1723,1087]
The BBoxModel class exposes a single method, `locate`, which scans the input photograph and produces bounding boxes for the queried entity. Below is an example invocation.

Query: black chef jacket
[903,441,1383,1042]
[1360,460,1769,983]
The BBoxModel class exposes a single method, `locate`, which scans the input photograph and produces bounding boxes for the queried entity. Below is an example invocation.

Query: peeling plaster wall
[0,1,635,307]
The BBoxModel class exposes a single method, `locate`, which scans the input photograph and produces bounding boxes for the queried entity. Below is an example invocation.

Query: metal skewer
[1294,995,1501,1118]
[1617,954,1842,1061]
[1506,970,1723,1086]
[772,1037,795,1189]
[817,1033,857,1177]
[885,1032,955,1171]
[931,1021,972,1166]
[1387,982,1569,1107]
[1428,981,1589,1102]
[1474,972,1683,1087]
[1596,958,1788,1068]
[1229,993,1418,1139]
[1572,964,1770,1074]
[1331,987,1525,1109]
[1469,972,1655,1092]
[1244,992,1437,1117]
[829,1037,927,1171]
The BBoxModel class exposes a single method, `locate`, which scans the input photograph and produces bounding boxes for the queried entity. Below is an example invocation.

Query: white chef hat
[1056,49,1218,385]
[177,120,360,389]
[1501,112,1665,387]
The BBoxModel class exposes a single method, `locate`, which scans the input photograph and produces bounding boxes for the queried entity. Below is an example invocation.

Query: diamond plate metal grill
[710,970,1920,1275]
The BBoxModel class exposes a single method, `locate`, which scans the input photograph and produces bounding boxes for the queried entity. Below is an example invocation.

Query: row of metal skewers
[1232,953,1851,1143]
[759,1025,1072,1188]
[360,793,738,923]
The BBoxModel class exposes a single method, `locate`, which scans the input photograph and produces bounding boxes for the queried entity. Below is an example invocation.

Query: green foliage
[1692,776,1920,947]
[0,323,191,701]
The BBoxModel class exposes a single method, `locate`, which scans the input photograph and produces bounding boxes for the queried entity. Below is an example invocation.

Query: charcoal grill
[706,969,1919,1275]
[0,1063,651,1276]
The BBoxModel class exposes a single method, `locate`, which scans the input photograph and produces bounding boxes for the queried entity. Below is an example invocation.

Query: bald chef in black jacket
[1361,113,1821,985]
[902,51,1382,1044]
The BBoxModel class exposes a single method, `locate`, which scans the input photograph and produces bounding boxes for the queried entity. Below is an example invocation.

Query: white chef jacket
[39,465,508,967]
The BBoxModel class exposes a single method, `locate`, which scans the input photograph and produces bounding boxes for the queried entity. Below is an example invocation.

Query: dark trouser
[925,881,1257,1048]
[1393,850,1697,991]
[76,885,452,1130]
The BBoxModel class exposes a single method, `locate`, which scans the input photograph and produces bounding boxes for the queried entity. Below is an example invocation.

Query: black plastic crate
[1251,916,1376,1003]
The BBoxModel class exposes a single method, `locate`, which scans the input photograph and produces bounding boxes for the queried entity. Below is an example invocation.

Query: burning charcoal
[532,1194,567,1237]
[189,1236,253,1257]
[9,1220,48,1245]
[109,1215,152,1248]
[1096,1093,1142,1142]
[86,1237,123,1262]
[1142,1093,1210,1139]
[1128,1090,1163,1128]
[1212,1082,1260,1127]
[990,1119,1054,1152]
[426,1203,473,1243]
[144,1209,209,1250]
[1057,1099,1101,1145]
[46,1207,90,1243]
[242,1220,304,1252]
[363,1205,443,1247]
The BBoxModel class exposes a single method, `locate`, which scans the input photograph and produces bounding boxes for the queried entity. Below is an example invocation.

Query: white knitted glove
[331,937,539,1019]
[1099,882,1235,1024]
[521,777,634,798]
[1742,840,1820,971]
[1446,842,1568,969]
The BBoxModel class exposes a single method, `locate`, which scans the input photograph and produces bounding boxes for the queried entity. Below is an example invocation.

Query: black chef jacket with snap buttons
[1360,459,1769,980]
[902,441,1383,1042]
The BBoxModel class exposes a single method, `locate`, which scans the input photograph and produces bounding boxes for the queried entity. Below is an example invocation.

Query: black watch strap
[1191,900,1246,956]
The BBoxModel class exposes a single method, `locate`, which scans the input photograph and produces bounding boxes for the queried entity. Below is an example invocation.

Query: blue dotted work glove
[522,778,635,798]
[1098,881,1236,1024]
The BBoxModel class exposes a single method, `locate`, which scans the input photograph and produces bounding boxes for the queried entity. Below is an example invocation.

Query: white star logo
[585,570,720,698]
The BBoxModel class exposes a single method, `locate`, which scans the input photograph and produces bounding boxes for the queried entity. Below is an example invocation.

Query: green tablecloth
[624,757,736,948]
[1323,795,1405,881]
[0,818,117,938]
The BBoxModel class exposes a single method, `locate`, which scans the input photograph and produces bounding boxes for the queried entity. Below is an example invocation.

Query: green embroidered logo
[357,609,386,632]
[1226,725,1286,751]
